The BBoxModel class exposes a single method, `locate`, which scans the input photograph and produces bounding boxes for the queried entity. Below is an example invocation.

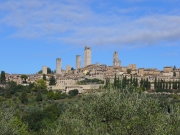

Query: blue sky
[0,0,180,74]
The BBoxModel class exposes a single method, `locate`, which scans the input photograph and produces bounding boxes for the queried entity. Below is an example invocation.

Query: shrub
[20,92,28,104]
[47,90,54,100]
[68,89,78,97]
[36,91,43,102]
[173,94,179,99]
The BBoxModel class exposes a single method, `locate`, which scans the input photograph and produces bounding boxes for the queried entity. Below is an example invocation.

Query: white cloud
[0,0,180,48]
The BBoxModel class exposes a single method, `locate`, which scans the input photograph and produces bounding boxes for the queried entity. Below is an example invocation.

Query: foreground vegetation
[1,81,180,134]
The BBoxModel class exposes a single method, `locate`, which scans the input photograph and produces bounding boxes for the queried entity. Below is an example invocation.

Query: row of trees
[154,78,180,90]
[107,75,151,90]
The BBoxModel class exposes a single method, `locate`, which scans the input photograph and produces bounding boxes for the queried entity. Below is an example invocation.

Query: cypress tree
[154,77,157,89]
[174,81,178,89]
[157,80,159,89]
[162,81,165,89]
[148,82,151,90]
[117,77,120,89]
[145,78,148,90]
[140,78,143,88]
[43,74,46,80]
[159,80,162,89]
[105,79,108,88]
[169,81,171,89]
[119,79,122,89]
[122,76,125,89]
[135,78,138,87]
[173,80,175,89]
[165,82,168,89]
[0,71,6,83]
[49,76,56,85]
[132,77,135,87]
[114,74,117,89]
[130,75,133,84]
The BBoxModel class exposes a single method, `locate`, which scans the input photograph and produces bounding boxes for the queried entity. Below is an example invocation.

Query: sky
[0,0,180,74]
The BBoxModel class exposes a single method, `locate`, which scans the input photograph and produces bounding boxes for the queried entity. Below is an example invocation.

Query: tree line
[105,74,151,91]
[154,77,180,90]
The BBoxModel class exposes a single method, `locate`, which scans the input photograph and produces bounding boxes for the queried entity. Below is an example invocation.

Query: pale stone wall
[121,67,128,72]
[162,72,173,76]
[56,58,62,75]
[131,70,138,75]
[56,78,77,87]
[138,68,144,76]
[144,68,158,75]
[163,67,173,72]
[78,84,101,90]
[84,46,91,67]
[128,64,136,70]
[42,66,47,74]
[48,84,101,92]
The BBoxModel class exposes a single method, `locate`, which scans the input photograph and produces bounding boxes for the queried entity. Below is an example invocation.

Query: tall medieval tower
[42,66,47,74]
[76,55,81,69]
[56,58,62,74]
[113,51,121,66]
[84,46,91,67]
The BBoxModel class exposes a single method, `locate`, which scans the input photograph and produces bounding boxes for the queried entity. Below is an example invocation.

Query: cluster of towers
[55,46,92,75]
[43,46,121,75]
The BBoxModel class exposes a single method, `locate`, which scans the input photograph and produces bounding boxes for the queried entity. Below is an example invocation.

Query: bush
[173,94,179,99]
[12,97,16,101]
[22,104,62,132]
[47,90,54,100]
[68,89,78,97]
[53,92,61,100]
[20,92,28,104]
[36,91,43,102]
[15,93,19,97]
[0,108,29,135]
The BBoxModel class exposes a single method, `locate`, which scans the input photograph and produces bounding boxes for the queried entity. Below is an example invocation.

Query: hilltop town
[3,46,180,93]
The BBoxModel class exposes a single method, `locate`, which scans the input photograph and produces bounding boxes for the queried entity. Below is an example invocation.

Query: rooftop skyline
[0,0,180,74]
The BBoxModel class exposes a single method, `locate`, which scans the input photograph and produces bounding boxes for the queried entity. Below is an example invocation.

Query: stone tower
[66,65,71,73]
[84,46,91,67]
[76,55,81,69]
[113,51,121,66]
[42,66,47,74]
[56,58,62,74]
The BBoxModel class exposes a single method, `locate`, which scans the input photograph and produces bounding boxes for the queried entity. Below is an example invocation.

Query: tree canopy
[49,76,56,85]
[33,79,47,91]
